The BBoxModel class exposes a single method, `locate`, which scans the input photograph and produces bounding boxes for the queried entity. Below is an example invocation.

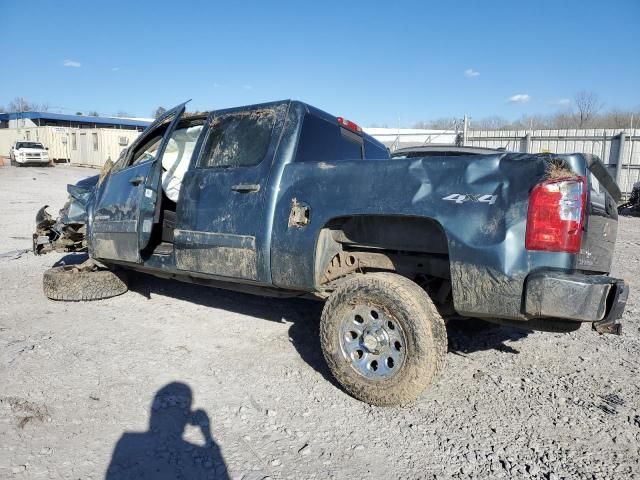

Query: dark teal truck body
[46,100,628,333]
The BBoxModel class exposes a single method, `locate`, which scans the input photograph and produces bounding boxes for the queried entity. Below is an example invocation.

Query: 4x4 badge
[442,193,497,205]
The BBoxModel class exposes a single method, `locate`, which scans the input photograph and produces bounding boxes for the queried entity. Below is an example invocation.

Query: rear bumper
[525,271,628,329]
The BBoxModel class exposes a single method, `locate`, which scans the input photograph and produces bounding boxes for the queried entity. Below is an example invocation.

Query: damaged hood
[63,175,99,224]
[33,175,99,255]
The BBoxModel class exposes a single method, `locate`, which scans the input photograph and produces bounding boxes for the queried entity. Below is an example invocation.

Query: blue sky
[2,0,639,126]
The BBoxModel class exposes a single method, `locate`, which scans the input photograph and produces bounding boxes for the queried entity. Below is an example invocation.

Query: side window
[125,110,180,167]
[295,114,363,162]
[130,134,163,166]
[199,110,276,168]
[364,137,389,160]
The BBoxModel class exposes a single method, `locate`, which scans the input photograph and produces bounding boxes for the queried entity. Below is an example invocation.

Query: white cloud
[551,98,571,107]
[464,68,480,78]
[112,67,120,71]
[508,93,530,104]
[63,59,81,68]
[242,84,253,90]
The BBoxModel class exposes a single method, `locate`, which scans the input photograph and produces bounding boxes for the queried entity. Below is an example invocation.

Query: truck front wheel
[320,272,447,406]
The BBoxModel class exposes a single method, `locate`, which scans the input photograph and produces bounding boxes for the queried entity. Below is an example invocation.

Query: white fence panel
[465,128,640,196]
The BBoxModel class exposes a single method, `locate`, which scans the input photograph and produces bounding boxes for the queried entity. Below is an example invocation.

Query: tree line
[410,92,638,131]
[3,93,638,130]
[0,97,132,118]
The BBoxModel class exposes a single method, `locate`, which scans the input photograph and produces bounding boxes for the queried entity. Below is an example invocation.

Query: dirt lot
[1,165,639,479]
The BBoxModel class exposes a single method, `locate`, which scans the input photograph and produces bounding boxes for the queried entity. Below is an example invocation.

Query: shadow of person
[106,382,228,480]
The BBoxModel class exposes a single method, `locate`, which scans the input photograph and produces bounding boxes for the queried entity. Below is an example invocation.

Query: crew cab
[37,100,628,406]
[10,141,50,166]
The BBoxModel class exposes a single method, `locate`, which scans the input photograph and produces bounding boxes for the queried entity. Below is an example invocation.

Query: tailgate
[578,154,620,273]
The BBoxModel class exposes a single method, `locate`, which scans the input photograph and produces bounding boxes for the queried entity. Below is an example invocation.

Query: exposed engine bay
[33,174,98,255]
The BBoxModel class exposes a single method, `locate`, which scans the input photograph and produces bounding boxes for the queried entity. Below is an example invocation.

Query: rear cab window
[364,137,389,160]
[295,113,389,163]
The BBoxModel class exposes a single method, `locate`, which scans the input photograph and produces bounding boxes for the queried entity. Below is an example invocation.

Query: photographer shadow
[106,382,228,480]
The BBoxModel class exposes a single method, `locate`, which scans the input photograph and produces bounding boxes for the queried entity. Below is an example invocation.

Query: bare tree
[574,91,603,128]
[413,117,459,130]
[8,97,32,112]
[116,111,130,118]
[550,111,575,129]
[6,97,51,112]
[88,110,100,117]
[595,109,639,129]
[473,116,511,130]
[384,91,635,131]
[153,106,167,119]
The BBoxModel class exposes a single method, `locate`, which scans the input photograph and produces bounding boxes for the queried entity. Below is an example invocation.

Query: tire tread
[320,272,447,406]
[43,266,128,301]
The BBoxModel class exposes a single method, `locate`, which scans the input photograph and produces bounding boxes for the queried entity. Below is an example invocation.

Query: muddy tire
[320,273,447,406]
[43,265,128,301]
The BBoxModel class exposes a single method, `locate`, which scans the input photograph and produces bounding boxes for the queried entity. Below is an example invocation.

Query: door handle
[231,184,261,193]
[130,175,145,186]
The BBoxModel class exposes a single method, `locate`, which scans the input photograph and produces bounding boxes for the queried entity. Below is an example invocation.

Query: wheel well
[315,215,451,290]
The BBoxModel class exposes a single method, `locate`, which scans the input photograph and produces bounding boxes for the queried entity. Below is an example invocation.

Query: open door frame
[90,102,187,263]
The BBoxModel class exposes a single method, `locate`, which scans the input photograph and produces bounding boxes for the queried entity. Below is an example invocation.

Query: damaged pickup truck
[37,100,628,406]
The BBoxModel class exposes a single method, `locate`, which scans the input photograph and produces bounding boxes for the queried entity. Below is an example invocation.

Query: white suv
[10,141,50,166]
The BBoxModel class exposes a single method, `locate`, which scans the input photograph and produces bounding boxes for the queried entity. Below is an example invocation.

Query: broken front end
[33,175,99,255]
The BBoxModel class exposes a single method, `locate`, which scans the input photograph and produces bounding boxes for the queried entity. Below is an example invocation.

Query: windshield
[16,142,44,149]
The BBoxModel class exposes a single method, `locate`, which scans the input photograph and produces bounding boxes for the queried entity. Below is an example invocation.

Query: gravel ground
[0,165,639,480]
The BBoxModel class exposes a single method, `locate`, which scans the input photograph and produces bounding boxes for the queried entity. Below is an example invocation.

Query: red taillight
[525,176,586,254]
[337,116,363,134]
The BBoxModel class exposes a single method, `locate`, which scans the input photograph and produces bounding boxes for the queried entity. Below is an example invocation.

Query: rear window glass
[199,110,275,168]
[364,138,389,160]
[296,114,363,162]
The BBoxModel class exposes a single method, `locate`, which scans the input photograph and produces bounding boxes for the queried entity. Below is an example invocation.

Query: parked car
[10,141,50,166]
[35,100,628,406]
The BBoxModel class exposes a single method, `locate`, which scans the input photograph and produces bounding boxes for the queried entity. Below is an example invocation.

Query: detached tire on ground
[320,272,447,406]
[43,265,128,301]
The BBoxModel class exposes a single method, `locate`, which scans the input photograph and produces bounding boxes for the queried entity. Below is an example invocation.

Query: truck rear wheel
[320,272,447,406]
[43,264,128,301]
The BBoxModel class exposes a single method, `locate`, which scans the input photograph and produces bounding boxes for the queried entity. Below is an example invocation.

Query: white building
[0,111,151,165]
